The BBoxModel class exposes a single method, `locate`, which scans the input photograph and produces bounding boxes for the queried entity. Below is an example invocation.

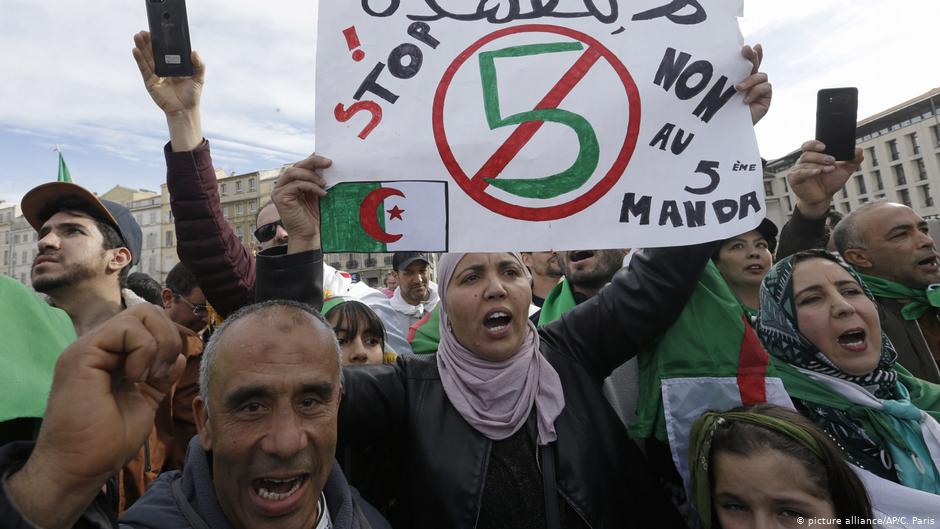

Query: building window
[223,206,229,219]
[236,180,243,194]
[784,196,792,211]
[165,230,173,247]
[867,147,879,167]
[859,196,869,204]
[2,250,6,265]
[920,184,934,208]
[932,124,940,148]
[165,256,173,272]
[909,133,921,155]
[249,199,258,213]
[146,233,156,248]
[235,202,244,216]
[916,158,927,181]
[764,180,774,196]
[13,234,19,244]
[149,212,156,225]
[854,174,867,195]
[11,252,15,265]
[888,139,900,161]
[894,164,906,186]
[21,251,27,264]
[899,188,912,207]
[842,202,851,213]
[249,178,257,192]
[221,183,228,196]
[872,170,883,190]
[841,188,848,199]
[167,210,174,223]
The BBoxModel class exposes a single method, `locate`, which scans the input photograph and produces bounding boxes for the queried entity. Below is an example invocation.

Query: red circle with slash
[432,24,641,221]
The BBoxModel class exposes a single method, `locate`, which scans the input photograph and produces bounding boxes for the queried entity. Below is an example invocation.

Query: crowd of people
[0,30,938,529]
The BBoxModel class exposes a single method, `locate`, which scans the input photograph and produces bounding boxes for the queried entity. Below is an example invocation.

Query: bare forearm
[287,235,321,255]
[6,457,104,529]
[167,108,203,152]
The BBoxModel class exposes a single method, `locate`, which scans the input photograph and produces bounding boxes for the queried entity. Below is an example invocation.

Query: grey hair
[198,299,342,412]
[831,200,893,255]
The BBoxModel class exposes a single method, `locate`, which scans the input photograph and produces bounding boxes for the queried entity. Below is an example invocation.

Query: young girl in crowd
[689,404,873,529]
[323,297,397,365]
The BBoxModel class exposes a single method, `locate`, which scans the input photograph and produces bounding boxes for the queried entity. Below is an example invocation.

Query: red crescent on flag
[359,187,405,243]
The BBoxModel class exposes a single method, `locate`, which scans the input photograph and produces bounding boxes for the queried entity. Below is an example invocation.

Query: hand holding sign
[788,139,864,218]
[273,154,331,253]
[737,44,771,125]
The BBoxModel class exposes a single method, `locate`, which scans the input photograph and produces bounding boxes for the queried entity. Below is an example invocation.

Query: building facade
[764,88,940,227]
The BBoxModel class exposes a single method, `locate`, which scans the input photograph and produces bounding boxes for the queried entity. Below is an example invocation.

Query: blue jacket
[0,437,388,529]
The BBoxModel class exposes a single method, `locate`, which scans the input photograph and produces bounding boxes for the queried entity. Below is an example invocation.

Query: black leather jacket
[257,244,715,529]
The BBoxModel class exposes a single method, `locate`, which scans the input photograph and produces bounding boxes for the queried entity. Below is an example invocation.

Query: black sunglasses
[253,219,284,243]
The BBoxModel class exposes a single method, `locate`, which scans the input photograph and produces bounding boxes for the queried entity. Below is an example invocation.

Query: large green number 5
[478,42,600,199]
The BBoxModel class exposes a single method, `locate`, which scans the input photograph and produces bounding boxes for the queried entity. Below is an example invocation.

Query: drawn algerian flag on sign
[321,181,448,252]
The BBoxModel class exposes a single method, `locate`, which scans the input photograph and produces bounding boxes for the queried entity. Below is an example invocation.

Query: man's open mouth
[568,250,595,263]
[917,255,939,269]
[252,475,307,502]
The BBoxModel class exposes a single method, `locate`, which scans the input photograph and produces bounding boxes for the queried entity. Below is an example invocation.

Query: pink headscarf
[436,252,565,444]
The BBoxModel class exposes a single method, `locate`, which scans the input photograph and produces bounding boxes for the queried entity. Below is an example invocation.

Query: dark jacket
[0,437,388,529]
[165,141,256,318]
[258,244,715,528]
[778,206,940,383]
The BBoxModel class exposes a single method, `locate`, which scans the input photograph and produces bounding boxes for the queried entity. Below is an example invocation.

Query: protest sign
[316,0,763,252]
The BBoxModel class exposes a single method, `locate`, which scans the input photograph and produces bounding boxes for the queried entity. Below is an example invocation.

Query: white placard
[316,0,764,252]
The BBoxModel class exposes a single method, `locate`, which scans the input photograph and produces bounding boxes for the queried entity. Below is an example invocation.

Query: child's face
[329,314,385,365]
[713,450,836,529]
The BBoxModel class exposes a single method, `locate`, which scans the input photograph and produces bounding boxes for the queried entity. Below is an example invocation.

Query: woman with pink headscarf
[333,247,715,529]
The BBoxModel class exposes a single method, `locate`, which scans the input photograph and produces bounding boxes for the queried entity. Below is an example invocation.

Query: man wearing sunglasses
[162,262,210,334]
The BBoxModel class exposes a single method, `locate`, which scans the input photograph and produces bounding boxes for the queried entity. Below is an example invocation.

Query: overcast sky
[1,0,937,205]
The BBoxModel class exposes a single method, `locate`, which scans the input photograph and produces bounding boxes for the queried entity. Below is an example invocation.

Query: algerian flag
[321,181,448,252]
[57,150,72,183]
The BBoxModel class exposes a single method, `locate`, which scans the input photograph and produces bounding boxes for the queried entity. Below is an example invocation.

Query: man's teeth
[256,478,302,501]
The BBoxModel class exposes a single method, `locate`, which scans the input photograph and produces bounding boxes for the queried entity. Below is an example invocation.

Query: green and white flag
[56,150,72,183]
[321,181,448,252]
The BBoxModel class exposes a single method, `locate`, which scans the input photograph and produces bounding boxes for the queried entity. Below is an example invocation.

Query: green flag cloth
[57,151,72,183]
[858,272,940,321]
[536,278,577,327]
[630,261,771,442]
[0,276,76,422]
[775,360,940,494]
[408,305,440,354]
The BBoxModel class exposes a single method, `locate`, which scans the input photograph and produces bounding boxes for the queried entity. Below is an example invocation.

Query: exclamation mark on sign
[343,26,365,62]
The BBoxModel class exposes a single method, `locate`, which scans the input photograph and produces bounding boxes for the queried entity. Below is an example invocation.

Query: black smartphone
[145,0,193,77]
[815,87,858,161]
